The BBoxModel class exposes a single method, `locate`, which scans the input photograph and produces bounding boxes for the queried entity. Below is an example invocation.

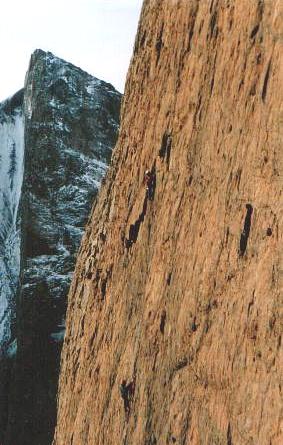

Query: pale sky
[0,0,143,101]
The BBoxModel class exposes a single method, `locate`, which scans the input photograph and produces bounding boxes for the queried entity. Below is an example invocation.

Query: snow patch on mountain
[0,110,24,354]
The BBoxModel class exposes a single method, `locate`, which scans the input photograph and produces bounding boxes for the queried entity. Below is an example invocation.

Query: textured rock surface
[0,50,121,445]
[54,1,283,444]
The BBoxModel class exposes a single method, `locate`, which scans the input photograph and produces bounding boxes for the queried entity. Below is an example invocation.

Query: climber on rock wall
[119,379,135,419]
[143,169,152,190]
[143,169,156,200]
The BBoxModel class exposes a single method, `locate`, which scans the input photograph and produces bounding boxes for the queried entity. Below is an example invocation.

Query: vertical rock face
[0,50,121,445]
[54,1,282,444]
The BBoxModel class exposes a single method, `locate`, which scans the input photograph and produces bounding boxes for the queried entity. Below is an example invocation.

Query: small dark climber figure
[143,169,152,190]
[143,169,156,201]
[119,379,135,419]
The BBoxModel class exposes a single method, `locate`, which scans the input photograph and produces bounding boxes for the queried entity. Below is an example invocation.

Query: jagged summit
[27,49,120,95]
[30,49,105,86]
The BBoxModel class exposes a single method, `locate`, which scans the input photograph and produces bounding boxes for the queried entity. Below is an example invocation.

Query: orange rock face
[53,1,283,444]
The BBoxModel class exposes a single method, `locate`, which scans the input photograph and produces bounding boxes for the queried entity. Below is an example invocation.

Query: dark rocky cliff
[0,50,121,445]
[54,1,282,444]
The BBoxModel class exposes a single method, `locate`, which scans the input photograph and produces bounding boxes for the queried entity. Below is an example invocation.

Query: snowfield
[0,110,24,354]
